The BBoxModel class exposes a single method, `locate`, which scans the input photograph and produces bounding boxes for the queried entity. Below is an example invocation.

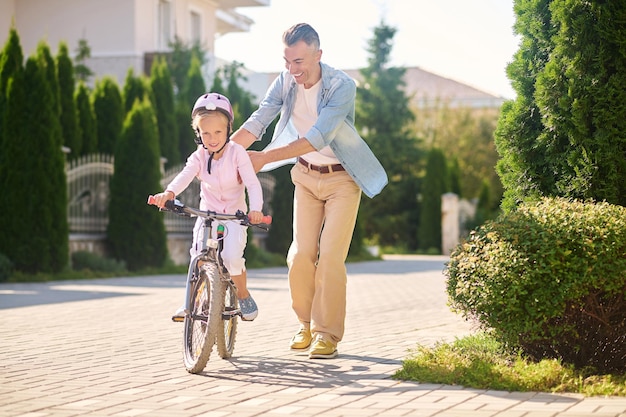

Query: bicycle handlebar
[147,195,272,226]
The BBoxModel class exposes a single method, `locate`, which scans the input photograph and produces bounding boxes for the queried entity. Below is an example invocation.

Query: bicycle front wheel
[216,281,238,358]
[182,263,225,373]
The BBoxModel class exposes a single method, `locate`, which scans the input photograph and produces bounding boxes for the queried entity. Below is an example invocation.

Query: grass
[393,333,626,397]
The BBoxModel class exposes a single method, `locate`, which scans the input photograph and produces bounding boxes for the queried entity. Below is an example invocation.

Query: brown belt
[298,157,345,174]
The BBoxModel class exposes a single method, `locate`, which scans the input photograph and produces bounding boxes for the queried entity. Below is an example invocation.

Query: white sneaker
[171,305,185,322]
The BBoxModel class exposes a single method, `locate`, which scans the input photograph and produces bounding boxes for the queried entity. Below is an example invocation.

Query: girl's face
[196,112,229,154]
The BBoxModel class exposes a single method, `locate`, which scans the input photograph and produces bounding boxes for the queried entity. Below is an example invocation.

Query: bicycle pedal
[171,316,184,323]
[222,310,239,320]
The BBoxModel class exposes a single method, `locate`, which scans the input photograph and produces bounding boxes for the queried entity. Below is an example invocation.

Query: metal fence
[66,153,276,235]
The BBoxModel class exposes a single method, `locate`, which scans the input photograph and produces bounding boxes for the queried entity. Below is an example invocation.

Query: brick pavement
[1,255,625,417]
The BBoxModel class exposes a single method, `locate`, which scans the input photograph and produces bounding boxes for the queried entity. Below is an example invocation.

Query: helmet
[191,93,233,122]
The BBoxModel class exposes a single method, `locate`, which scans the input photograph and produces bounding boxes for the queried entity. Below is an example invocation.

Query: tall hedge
[107,99,167,270]
[150,57,179,168]
[36,42,69,272]
[92,76,123,154]
[56,41,80,158]
[0,52,68,273]
[177,54,205,161]
[75,82,97,155]
[0,31,26,269]
[495,0,626,210]
[417,148,449,252]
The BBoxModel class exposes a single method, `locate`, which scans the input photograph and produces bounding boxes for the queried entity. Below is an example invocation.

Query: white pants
[190,218,247,275]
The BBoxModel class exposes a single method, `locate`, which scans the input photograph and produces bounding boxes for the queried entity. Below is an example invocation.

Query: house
[0,0,270,85]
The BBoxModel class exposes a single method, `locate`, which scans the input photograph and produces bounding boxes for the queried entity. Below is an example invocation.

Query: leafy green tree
[92,76,123,154]
[150,56,179,168]
[417,105,502,207]
[495,0,626,210]
[74,38,94,83]
[221,61,257,127]
[176,54,205,161]
[36,41,69,272]
[0,27,25,268]
[418,148,449,252]
[356,21,423,251]
[56,41,81,157]
[107,99,167,270]
[75,82,97,155]
[122,68,152,114]
[168,36,207,97]
[0,26,24,161]
[1,54,68,272]
[264,164,293,256]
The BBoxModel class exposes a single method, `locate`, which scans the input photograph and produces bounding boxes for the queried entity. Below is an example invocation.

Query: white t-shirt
[292,80,340,166]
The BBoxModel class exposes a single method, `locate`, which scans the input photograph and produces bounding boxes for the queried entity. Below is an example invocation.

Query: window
[158,0,172,50]
[190,11,201,43]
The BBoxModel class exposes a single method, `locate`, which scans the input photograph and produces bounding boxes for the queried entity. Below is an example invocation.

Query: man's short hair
[282,23,320,50]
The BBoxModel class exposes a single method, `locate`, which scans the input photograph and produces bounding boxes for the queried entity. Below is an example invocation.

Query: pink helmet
[191,93,233,122]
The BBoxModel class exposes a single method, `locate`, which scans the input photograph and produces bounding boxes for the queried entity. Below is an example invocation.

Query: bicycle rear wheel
[182,263,225,373]
[217,281,238,358]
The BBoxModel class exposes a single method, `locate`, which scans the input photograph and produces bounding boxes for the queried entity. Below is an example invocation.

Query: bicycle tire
[216,281,238,358]
[182,263,224,373]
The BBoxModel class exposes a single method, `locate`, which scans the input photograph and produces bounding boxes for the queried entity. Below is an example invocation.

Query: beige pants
[287,163,362,343]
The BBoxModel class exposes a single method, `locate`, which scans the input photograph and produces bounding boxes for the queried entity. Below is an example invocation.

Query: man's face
[283,40,322,89]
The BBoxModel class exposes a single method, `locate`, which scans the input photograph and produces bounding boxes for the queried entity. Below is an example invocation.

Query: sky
[214,0,520,99]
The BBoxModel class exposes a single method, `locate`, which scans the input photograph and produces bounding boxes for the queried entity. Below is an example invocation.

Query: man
[231,23,387,359]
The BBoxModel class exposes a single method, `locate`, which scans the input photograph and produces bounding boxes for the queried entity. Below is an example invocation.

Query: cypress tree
[356,21,423,250]
[92,76,123,155]
[107,99,167,270]
[36,42,69,272]
[0,26,24,152]
[2,55,68,272]
[122,68,152,114]
[495,0,626,209]
[150,57,179,168]
[75,82,97,155]
[418,148,449,253]
[56,41,81,158]
[176,54,205,161]
[0,31,26,268]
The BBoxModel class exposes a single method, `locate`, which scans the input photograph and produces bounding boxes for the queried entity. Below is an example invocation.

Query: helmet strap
[207,138,230,174]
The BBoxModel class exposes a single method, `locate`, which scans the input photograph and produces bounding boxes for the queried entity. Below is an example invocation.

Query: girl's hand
[153,191,175,209]
[247,210,263,224]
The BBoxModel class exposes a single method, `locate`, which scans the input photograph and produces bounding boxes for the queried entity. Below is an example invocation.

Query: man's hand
[247,151,268,173]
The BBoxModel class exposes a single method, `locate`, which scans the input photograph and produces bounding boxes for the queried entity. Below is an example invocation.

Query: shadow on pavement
[197,355,403,391]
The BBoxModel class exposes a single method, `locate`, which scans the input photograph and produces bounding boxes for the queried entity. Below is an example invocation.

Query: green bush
[71,251,126,273]
[446,197,626,373]
[0,253,14,282]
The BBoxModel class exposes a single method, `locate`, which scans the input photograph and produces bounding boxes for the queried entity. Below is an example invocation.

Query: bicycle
[147,196,271,373]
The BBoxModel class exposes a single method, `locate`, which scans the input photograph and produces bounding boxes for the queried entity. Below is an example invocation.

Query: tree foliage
[418,148,449,252]
[176,54,205,162]
[92,76,123,154]
[107,99,167,270]
[73,38,94,83]
[75,82,97,155]
[495,0,626,210]
[150,56,179,168]
[356,21,423,250]
[56,41,81,158]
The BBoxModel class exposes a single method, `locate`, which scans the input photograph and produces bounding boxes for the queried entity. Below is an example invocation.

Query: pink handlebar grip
[261,215,272,224]
[147,195,156,205]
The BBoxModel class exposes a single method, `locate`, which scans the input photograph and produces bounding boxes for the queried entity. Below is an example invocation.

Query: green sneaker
[308,334,338,359]
[289,326,312,350]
